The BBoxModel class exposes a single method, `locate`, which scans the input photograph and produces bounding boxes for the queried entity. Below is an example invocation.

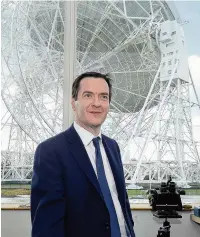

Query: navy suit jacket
[31,125,135,237]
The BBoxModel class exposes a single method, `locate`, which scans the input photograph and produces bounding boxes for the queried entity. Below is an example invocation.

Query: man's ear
[71,98,76,111]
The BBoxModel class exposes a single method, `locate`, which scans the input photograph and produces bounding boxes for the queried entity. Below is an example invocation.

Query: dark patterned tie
[92,137,121,237]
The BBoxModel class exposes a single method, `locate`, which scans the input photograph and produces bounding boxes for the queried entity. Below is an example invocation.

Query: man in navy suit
[31,72,136,237]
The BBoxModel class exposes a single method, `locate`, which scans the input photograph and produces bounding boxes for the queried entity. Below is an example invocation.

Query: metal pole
[175,78,186,184]
[63,1,77,130]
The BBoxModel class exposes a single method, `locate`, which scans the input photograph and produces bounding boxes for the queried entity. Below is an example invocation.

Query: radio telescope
[1,1,200,185]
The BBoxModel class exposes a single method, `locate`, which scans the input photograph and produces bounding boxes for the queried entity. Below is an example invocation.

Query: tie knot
[92,137,100,147]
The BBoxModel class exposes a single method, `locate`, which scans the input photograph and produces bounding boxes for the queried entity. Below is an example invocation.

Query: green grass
[1,187,200,197]
[2,188,146,197]
[127,189,147,196]
[127,189,200,198]
[185,189,200,195]
[1,189,31,197]
[1,184,31,189]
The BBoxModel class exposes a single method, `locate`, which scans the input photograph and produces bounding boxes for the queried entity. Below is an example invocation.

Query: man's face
[71,77,110,128]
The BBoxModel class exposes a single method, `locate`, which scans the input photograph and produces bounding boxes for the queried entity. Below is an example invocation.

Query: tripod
[154,205,182,237]
[157,218,171,237]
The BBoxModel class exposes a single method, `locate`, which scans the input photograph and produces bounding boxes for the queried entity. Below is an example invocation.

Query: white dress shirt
[74,121,127,236]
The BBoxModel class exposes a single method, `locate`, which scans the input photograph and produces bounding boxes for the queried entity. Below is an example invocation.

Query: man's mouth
[89,111,101,114]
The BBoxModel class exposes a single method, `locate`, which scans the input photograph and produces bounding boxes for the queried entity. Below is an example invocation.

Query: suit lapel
[102,136,126,208]
[65,125,103,201]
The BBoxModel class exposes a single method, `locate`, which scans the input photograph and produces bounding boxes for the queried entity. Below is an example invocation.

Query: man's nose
[92,96,100,106]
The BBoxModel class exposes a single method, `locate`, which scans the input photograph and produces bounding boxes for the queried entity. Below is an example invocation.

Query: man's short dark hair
[72,72,112,102]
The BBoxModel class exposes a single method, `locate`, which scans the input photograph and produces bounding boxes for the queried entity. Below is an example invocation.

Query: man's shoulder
[37,131,65,151]
[38,126,74,151]
[39,125,75,145]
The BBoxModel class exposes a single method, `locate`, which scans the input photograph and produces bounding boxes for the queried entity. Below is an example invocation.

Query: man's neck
[75,120,101,136]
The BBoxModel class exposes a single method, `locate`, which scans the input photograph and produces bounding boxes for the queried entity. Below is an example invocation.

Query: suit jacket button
[105,223,110,230]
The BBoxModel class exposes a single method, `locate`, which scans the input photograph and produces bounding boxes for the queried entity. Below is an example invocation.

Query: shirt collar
[74,121,102,147]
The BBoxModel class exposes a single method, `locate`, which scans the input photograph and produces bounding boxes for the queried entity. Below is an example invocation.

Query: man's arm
[115,141,134,227]
[31,142,66,237]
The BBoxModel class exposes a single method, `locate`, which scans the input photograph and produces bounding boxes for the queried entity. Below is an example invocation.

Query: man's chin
[89,122,102,128]
[87,120,104,128]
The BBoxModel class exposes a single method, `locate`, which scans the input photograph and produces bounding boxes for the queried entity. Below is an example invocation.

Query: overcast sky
[173,0,200,55]
[172,0,200,142]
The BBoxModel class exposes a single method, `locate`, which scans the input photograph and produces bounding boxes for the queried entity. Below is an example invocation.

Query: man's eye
[101,95,108,100]
[85,93,91,98]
